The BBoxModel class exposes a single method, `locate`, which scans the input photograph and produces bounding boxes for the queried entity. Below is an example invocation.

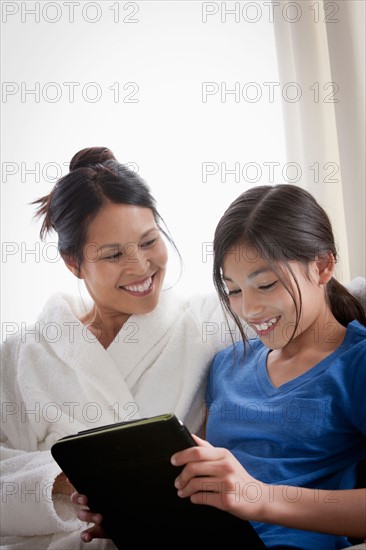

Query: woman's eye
[258,281,277,290]
[141,238,157,248]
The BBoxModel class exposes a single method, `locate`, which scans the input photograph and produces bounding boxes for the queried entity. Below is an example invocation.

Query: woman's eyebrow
[140,228,159,238]
[98,242,120,251]
[96,228,159,251]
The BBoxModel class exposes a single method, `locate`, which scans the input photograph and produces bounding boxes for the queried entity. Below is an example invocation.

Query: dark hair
[33,147,180,270]
[213,184,366,343]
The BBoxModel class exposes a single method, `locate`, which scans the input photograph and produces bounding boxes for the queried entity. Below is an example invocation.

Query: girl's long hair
[213,184,366,344]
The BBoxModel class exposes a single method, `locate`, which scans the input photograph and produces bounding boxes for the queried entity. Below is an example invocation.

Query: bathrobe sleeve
[0,334,83,536]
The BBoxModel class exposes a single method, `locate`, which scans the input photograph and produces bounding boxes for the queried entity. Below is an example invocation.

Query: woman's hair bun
[69,147,116,171]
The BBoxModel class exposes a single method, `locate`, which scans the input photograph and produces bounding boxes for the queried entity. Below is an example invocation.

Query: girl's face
[223,243,330,349]
[72,203,168,319]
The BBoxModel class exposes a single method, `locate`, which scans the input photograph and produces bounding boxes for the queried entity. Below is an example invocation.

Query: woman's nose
[123,244,150,275]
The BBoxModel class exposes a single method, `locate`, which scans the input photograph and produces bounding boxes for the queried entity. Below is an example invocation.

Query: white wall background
[1,1,287,335]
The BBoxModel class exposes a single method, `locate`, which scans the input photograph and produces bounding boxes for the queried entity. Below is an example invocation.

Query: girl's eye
[258,281,277,290]
[227,288,241,297]
[105,252,123,260]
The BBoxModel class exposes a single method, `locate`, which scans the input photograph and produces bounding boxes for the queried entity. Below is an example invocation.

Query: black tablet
[51,413,265,548]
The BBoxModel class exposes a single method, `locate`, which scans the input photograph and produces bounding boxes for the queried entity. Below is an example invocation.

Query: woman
[0,147,239,548]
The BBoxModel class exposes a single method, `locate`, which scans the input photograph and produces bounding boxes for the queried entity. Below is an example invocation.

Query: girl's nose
[240,291,264,320]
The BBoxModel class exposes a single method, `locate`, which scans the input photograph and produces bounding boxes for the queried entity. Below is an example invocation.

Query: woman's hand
[171,434,265,521]
[52,472,75,497]
[69,491,108,543]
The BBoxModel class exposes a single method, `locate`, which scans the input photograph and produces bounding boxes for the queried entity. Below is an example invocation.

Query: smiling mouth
[119,274,154,294]
[251,316,281,332]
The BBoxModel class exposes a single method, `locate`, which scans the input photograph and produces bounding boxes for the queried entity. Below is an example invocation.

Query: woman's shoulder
[161,288,223,324]
[177,289,246,330]
[1,292,85,349]
[36,291,91,322]
[173,287,220,310]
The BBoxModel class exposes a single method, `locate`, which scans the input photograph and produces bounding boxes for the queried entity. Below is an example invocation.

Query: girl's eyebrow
[248,268,272,280]
[223,268,273,283]
[98,242,120,251]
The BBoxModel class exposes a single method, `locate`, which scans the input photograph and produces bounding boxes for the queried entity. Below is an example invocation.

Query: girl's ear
[62,254,83,279]
[316,252,335,284]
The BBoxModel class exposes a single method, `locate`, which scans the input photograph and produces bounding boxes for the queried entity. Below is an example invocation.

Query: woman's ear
[61,254,83,279]
[316,252,335,284]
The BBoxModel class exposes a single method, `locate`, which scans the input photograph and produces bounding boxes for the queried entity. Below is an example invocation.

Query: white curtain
[273,0,365,282]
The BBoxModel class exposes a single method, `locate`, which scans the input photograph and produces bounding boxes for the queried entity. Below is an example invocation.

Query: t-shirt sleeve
[349,344,366,437]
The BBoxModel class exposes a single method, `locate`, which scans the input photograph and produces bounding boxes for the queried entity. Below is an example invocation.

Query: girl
[172,184,366,550]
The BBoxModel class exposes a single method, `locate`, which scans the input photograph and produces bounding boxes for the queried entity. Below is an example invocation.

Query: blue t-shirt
[205,320,366,550]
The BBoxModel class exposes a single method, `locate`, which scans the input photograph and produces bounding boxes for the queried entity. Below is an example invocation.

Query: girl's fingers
[174,458,231,490]
[171,444,227,467]
[191,434,212,447]
[175,474,222,498]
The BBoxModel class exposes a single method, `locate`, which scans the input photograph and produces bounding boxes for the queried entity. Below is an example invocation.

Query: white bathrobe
[0,288,239,547]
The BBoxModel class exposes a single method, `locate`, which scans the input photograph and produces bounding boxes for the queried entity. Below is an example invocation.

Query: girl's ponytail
[327,278,366,327]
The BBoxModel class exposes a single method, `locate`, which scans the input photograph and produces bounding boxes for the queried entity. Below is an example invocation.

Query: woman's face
[75,203,168,318]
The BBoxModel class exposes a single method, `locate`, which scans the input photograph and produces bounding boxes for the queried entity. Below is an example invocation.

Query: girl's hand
[172,436,366,538]
[69,491,108,542]
[171,434,265,521]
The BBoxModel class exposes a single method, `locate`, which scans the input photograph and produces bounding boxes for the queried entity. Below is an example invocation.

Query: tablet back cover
[51,413,265,548]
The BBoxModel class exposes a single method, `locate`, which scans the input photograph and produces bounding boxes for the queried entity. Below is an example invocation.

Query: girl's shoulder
[325,321,366,392]
[340,321,366,373]
[344,320,366,350]
[211,336,264,366]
